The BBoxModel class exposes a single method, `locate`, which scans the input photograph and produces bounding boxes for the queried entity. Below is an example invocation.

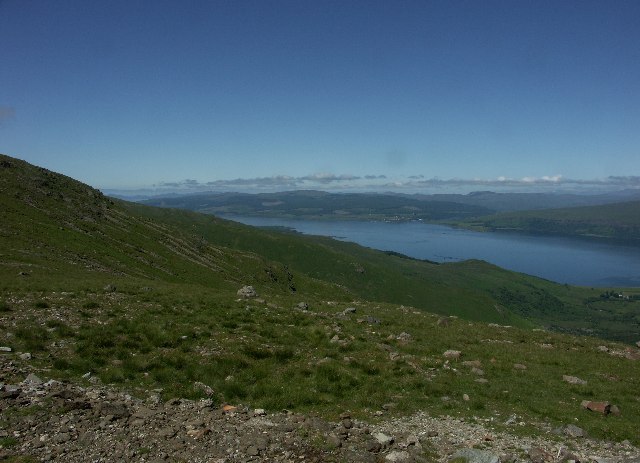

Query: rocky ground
[1,357,639,463]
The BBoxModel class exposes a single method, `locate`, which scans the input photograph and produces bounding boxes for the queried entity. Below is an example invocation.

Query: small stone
[513,363,527,370]
[103,284,116,292]
[471,367,484,375]
[343,307,357,314]
[463,393,470,401]
[426,430,438,437]
[19,352,32,360]
[254,408,266,416]
[505,414,517,425]
[609,404,621,415]
[563,375,587,385]
[297,302,309,310]
[342,418,353,429]
[0,347,12,352]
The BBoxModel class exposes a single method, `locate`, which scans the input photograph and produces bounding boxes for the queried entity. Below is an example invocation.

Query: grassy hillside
[2,153,640,447]
[456,201,640,241]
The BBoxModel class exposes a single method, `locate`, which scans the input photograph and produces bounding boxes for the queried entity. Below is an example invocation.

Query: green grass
[3,283,638,444]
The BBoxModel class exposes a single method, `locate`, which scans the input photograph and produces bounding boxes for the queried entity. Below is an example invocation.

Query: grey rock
[373,432,394,447]
[19,352,32,360]
[0,346,12,352]
[237,285,258,298]
[450,448,499,463]
[443,350,462,360]
[563,375,587,385]
[193,381,214,396]
[23,373,43,386]
[564,424,586,438]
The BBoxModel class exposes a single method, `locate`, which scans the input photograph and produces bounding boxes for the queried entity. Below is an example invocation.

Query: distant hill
[457,201,640,241]
[412,189,640,212]
[143,190,494,221]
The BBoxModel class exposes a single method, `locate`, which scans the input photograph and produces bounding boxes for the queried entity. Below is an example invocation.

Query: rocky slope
[1,357,638,463]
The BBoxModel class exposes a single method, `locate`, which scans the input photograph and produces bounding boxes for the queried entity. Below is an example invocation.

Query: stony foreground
[1,361,639,463]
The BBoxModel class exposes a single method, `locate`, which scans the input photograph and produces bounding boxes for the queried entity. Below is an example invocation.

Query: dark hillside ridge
[413,189,640,212]
[456,200,640,241]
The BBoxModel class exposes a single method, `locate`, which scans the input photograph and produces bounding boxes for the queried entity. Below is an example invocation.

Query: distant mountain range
[142,189,640,241]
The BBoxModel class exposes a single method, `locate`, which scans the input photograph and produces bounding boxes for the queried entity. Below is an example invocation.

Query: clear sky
[1,0,639,194]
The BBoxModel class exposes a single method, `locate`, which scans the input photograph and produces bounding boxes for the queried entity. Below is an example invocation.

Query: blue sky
[1,0,639,194]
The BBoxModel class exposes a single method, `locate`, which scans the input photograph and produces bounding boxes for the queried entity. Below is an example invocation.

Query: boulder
[373,432,393,447]
[237,285,258,298]
[581,400,611,414]
[193,381,214,396]
[443,350,462,360]
[564,424,586,438]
